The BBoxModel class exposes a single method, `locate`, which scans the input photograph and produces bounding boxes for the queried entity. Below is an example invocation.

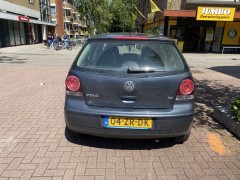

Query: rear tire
[65,127,82,139]
[175,132,190,144]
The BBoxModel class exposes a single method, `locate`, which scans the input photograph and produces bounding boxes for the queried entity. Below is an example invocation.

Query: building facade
[137,0,240,52]
[50,0,87,38]
[0,0,55,47]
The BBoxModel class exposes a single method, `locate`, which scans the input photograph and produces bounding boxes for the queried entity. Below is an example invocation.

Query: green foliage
[229,98,240,122]
[109,0,137,32]
[75,0,112,35]
[75,0,137,34]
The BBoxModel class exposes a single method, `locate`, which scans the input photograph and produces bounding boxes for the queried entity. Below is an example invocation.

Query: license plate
[104,116,152,129]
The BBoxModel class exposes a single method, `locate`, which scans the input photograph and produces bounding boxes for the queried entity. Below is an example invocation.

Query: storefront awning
[164,9,240,19]
[0,11,55,26]
[164,10,196,17]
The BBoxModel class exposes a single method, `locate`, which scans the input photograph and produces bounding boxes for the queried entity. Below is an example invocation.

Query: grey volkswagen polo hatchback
[64,34,194,143]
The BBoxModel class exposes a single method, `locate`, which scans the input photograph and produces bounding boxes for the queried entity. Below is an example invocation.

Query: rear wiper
[127,68,166,73]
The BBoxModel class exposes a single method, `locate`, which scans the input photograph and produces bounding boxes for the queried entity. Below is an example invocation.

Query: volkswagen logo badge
[124,81,135,92]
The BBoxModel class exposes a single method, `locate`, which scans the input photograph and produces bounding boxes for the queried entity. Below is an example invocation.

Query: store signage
[147,12,155,24]
[222,22,240,45]
[196,7,235,21]
[18,16,30,22]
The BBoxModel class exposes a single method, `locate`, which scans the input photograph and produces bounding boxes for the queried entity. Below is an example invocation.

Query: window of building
[65,10,71,17]
[51,6,56,14]
[40,0,51,22]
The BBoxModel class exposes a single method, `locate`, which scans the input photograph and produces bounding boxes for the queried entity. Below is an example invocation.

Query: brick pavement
[0,45,240,179]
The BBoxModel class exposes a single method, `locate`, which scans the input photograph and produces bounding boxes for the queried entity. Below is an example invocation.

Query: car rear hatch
[71,37,190,109]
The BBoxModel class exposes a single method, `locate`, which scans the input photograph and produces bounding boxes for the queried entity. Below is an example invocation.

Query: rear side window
[76,40,186,75]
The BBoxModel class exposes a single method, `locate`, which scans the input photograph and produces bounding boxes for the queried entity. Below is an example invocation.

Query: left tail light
[66,75,83,96]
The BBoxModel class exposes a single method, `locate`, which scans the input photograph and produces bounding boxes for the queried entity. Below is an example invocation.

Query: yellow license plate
[104,116,152,129]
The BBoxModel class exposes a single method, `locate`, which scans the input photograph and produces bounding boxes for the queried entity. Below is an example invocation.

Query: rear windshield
[75,40,186,75]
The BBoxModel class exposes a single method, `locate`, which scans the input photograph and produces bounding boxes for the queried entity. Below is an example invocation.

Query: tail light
[176,78,194,100]
[66,75,82,96]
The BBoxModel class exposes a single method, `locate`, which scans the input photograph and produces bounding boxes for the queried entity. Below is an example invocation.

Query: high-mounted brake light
[66,75,82,96]
[113,36,148,40]
[176,79,194,100]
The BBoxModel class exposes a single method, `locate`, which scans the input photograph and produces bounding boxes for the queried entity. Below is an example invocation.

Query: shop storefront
[143,21,165,35]
[163,7,240,53]
[0,19,41,47]
[0,12,55,48]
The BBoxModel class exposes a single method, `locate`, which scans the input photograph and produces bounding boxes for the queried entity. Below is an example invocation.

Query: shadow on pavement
[209,66,240,79]
[193,79,239,131]
[65,128,176,150]
[0,55,27,64]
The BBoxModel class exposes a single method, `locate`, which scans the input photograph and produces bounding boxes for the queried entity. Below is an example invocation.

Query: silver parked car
[64,33,194,143]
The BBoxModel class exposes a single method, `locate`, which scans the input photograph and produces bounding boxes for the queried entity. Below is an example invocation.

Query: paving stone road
[0,44,240,180]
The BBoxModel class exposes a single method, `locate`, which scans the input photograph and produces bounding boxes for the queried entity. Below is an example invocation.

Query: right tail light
[176,78,194,100]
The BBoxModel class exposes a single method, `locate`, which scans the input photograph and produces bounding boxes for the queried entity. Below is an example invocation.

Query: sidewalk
[183,53,240,70]
[0,45,240,180]
[0,44,81,55]
[0,44,81,67]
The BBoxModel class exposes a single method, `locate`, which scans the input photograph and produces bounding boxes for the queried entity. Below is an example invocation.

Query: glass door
[19,22,26,45]
[8,21,15,46]
[13,21,21,45]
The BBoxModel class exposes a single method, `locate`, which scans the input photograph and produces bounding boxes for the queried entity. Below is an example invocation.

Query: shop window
[34,25,39,43]
[13,21,21,45]
[8,21,15,46]
[19,22,26,45]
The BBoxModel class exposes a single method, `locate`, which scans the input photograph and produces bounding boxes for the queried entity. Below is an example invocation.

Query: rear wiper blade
[127,68,166,73]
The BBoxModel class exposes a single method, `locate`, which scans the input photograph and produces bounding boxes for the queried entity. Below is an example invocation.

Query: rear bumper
[65,96,194,139]
[64,109,193,139]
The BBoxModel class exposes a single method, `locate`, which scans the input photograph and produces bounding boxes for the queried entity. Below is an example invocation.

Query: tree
[75,0,112,35]
[75,0,136,34]
[109,0,136,32]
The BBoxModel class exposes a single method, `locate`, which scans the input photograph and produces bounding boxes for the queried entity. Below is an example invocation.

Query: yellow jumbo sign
[197,7,235,21]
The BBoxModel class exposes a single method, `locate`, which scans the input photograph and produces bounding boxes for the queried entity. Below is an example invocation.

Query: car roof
[88,33,172,41]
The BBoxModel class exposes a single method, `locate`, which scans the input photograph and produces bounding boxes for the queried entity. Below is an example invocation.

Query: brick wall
[5,0,40,11]
[55,0,64,36]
